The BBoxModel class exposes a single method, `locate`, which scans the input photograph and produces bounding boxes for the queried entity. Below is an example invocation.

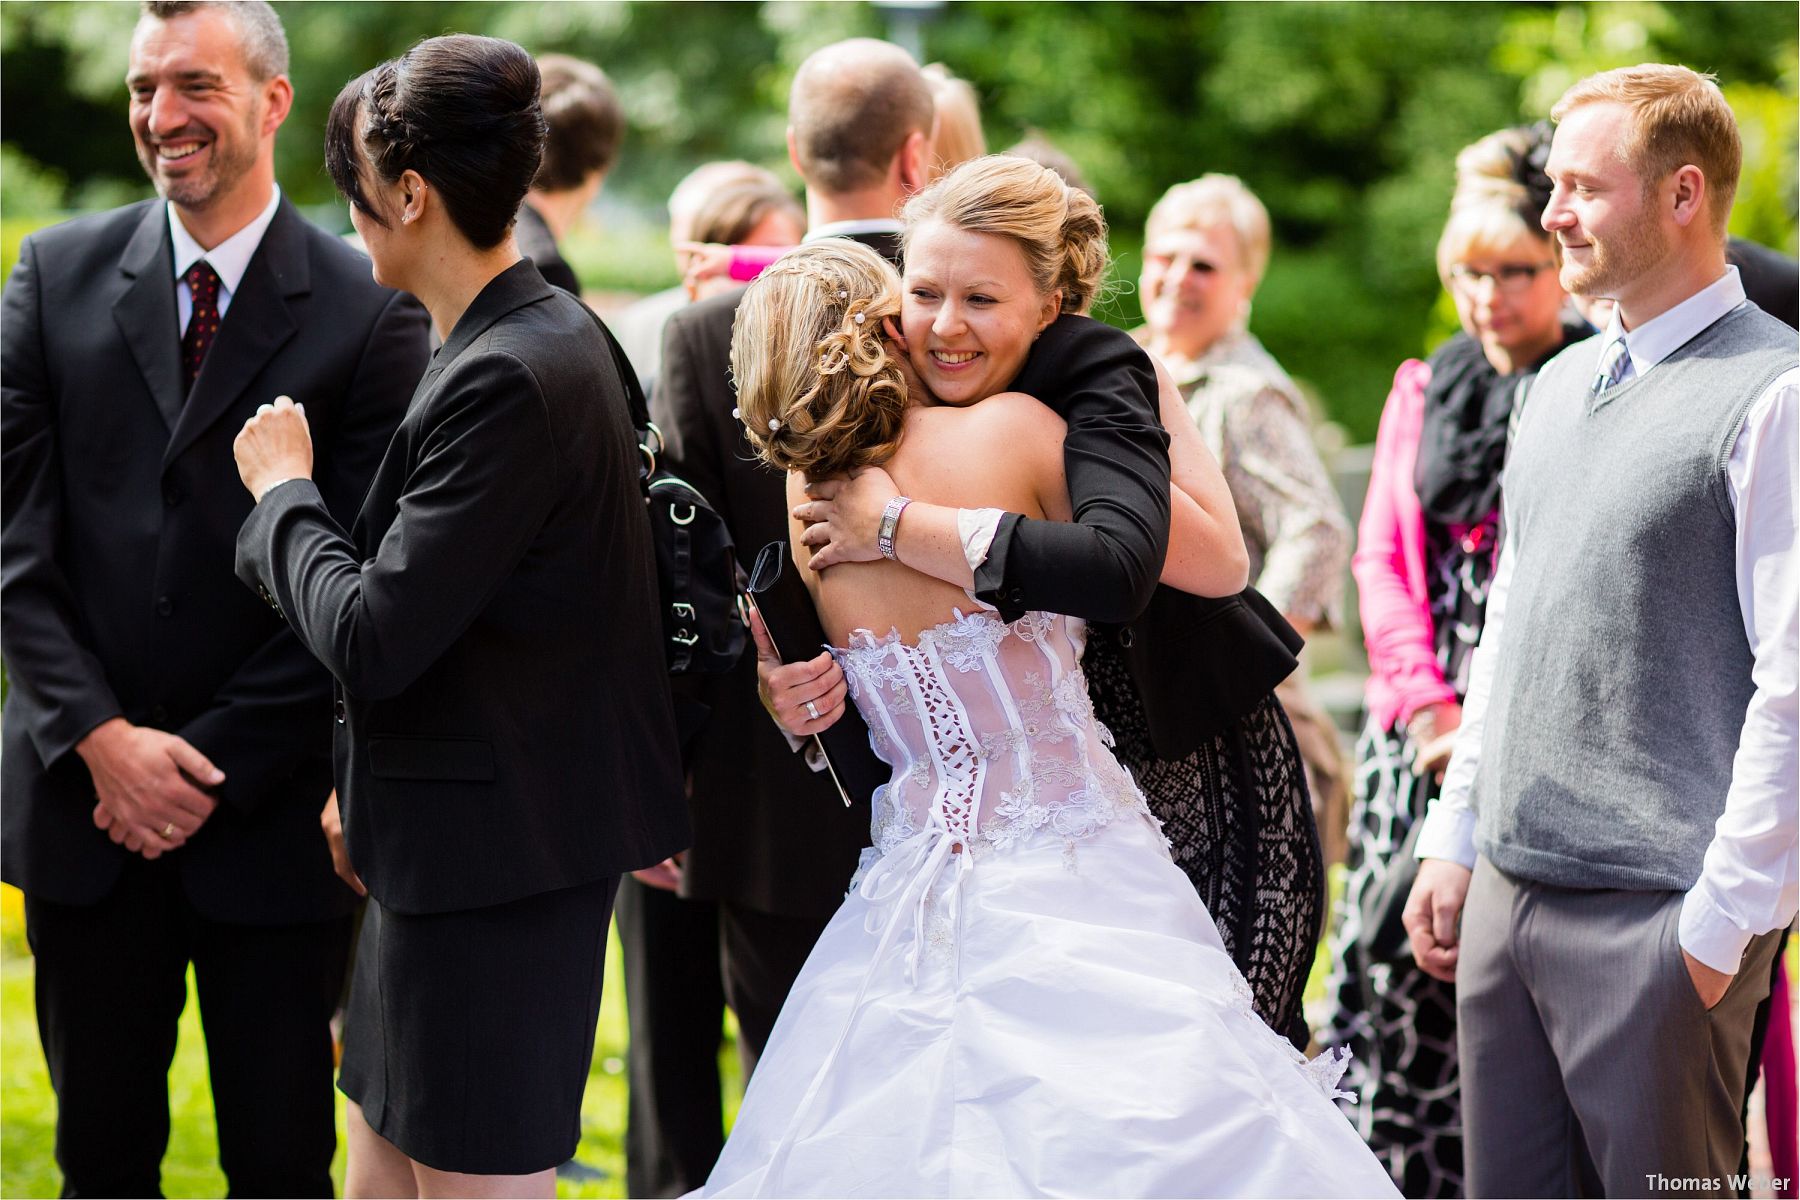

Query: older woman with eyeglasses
[1319,123,1589,1198]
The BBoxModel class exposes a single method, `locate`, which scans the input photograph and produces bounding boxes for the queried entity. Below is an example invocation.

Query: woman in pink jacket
[1321,124,1588,1198]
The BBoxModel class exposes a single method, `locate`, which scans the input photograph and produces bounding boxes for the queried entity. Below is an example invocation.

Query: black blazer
[981,315,1303,759]
[237,260,689,917]
[1,198,429,924]
[655,273,876,920]
[515,202,582,297]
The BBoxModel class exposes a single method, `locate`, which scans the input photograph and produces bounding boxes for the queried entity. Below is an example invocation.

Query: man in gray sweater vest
[1404,65,1797,1198]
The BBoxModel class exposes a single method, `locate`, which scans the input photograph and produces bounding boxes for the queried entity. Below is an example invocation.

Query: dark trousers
[618,878,726,1199]
[717,899,832,1078]
[24,855,351,1199]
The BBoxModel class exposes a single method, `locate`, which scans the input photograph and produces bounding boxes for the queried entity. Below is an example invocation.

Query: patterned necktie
[1590,336,1630,398]
[182,261,222,391]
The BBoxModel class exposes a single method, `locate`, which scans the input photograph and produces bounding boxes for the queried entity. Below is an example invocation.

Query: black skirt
[338,875,619,1175]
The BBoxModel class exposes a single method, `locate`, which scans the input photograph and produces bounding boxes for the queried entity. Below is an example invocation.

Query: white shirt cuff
[1678,878,1757,974]
[958,507,1005,573]
[256,477,307,503]
[1414,799,1479,869]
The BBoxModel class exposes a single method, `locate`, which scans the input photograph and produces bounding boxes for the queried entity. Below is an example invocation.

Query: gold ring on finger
[162,822,176,838]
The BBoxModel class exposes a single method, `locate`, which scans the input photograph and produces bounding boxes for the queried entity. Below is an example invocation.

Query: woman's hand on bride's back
[792,468,901,572]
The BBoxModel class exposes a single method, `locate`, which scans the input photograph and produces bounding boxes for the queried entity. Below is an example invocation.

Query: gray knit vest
[1474,303,1796,891]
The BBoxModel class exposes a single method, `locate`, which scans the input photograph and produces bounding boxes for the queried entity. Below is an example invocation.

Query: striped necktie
[1590,336,1631,398]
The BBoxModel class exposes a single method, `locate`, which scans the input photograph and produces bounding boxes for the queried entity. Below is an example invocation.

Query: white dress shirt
[1419,266,1800,975]
[168,184,282,333]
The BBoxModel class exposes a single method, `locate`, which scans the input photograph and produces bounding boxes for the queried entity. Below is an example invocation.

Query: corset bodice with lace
[836,608,1160,879]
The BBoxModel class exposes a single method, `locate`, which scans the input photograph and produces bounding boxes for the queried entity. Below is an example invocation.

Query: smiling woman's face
[901,220,1060,407]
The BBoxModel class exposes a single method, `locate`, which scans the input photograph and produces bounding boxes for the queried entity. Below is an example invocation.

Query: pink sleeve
[1353,359,1457,730]
[728,243,792,282]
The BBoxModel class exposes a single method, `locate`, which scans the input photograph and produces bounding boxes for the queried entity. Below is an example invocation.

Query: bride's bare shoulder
[905,391,1066,445]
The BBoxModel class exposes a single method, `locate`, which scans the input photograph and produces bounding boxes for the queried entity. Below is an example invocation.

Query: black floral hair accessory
[1513,120,1555,227]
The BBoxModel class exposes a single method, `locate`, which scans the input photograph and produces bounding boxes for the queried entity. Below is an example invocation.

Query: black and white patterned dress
[1083,627,1323,1047]
[1322,513,1497,1198]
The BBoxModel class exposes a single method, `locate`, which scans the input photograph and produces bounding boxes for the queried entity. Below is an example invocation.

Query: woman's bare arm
[1156,358,1249,597]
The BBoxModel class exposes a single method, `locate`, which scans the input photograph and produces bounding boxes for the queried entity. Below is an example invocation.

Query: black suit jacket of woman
[980,315,1304,760]
[238,260,690,915]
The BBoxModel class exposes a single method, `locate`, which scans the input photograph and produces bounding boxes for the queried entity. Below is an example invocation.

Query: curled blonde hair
[730,241,909,479]
[902,154,1110,314]
[1144,174,1273,291]
[1552,64,1740,239]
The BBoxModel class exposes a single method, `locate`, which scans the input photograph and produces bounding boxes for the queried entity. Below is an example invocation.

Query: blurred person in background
[612,160,780,393]
[922,63,984,179]
[1321,122,1589,1198]
[1134,173,1352,869]
[1005,131,1094,198]
[515,53,622,298]
[676,63,979,294]
[679,175,804,302]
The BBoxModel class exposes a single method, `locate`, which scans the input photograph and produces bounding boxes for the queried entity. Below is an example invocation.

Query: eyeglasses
[1448,262,1557,295]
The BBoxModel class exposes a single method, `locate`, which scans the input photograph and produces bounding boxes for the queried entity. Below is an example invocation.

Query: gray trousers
[1458,857,1781,1199]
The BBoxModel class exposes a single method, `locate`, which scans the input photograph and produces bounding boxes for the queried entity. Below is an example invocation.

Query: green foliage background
[3,1,1794,439]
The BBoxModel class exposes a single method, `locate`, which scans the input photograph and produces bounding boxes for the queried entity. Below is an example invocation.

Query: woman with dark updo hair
[231,34,688,1196]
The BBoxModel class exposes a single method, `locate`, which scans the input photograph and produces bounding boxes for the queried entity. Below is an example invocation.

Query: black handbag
[587,308,745,674]
[639,423,746,673]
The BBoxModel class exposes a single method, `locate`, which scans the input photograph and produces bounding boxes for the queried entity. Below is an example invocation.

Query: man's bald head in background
[788,38,934,198]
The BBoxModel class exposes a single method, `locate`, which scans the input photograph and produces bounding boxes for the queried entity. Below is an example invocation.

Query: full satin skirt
[698,816,1400,1198]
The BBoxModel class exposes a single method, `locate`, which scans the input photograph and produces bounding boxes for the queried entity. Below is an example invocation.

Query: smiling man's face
[1542,100,1671,304]
[127,8,269,214]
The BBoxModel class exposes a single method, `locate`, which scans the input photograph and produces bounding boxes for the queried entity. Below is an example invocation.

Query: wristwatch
[877,495,912,560]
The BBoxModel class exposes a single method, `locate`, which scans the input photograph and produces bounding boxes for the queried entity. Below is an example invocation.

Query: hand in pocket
[1681,948,1732,1011]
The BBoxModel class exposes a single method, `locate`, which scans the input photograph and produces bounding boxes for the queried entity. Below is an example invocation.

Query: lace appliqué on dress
[1226,971,1356,1104]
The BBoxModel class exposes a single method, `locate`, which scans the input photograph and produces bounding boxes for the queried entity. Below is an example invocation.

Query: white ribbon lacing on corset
[751,823,972,1196]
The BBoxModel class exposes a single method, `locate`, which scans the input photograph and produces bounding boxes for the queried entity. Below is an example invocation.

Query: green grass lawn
[0,884,741,1199]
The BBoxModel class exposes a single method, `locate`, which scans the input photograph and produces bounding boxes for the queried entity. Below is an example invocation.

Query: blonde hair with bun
[730,240,909,480]
[902,154,1110,314]
[1436,126,1555,280]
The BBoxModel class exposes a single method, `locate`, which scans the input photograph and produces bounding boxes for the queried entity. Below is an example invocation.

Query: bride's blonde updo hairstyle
[730,240,909,480]
[901,154,1110,313]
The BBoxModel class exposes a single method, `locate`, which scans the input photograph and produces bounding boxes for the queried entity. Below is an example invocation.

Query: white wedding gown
[698,608,1400,1198]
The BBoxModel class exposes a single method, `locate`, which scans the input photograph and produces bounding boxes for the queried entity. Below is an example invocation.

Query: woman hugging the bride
[697,156,1397,1199]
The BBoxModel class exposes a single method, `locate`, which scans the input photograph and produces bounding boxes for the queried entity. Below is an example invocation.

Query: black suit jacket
[1,197,429,924]
[237,260,690,917]
[982,315,1302,759]
[515,202,582,297]
[1728,237,1799,331]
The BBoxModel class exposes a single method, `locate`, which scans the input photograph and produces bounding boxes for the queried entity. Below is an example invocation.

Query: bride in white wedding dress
[700,159,1400,1199]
